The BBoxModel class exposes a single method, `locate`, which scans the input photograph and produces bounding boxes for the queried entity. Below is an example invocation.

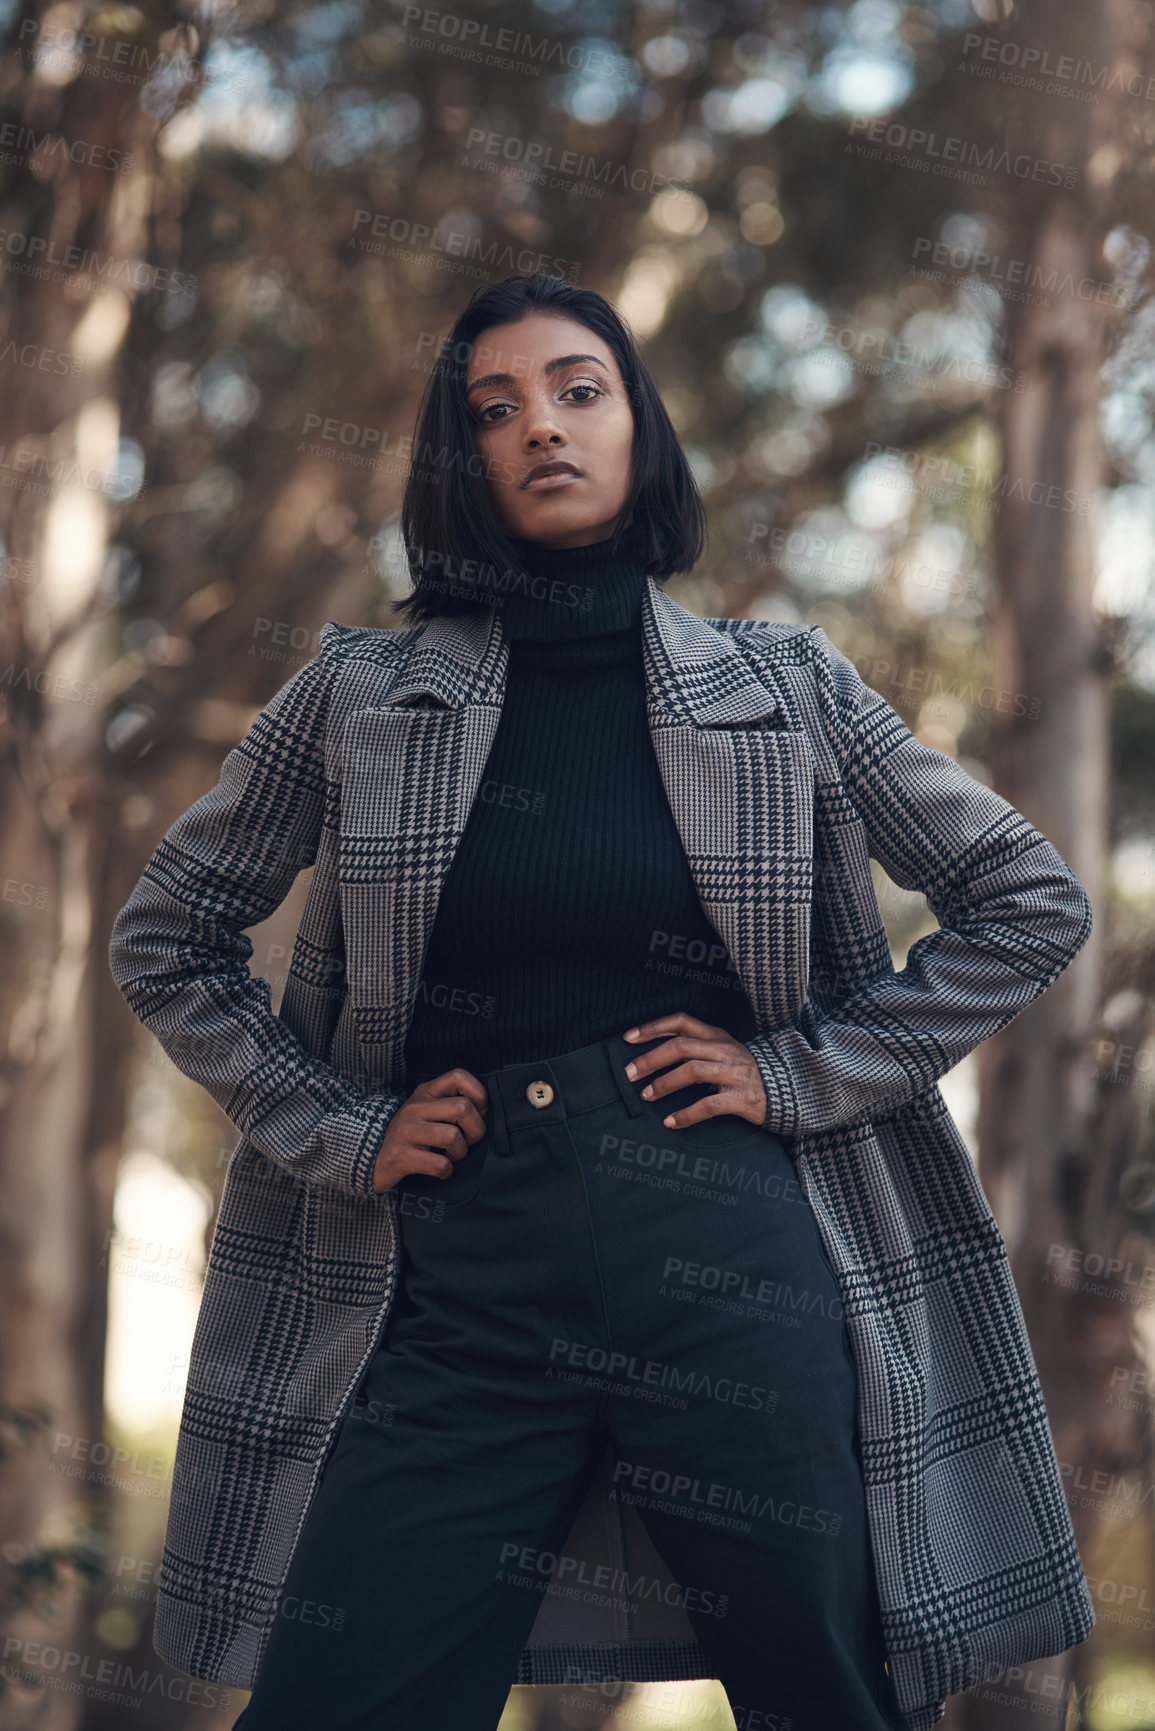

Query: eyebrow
[465,353,611,395]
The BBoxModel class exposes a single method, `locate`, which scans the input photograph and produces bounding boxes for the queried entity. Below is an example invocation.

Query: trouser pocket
[393,1129,493,1212]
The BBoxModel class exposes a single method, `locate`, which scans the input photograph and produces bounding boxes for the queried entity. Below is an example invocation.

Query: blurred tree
[0,4,185,1723]
[970,1,1147,1724]
[0,0,1153,1727]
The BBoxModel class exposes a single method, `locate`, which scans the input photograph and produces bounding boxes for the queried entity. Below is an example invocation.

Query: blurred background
[0,0,1153,1725]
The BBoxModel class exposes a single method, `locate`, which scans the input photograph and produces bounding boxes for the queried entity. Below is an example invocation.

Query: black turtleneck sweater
[402,530,759,1087]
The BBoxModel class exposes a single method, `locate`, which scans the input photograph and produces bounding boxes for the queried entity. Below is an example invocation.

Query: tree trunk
[958,1,1141,1725]
[0,13,171,1722]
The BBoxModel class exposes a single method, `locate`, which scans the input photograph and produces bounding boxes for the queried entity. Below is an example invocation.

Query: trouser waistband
[478,1032,669,1158]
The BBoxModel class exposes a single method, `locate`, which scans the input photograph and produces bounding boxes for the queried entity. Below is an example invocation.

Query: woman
[109,272,1095,1731]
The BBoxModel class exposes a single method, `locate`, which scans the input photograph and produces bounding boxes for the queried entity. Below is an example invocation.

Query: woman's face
[464,311,636,548]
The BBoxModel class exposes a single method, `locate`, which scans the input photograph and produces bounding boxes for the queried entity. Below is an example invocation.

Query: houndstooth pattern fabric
[108,579,1095,1729]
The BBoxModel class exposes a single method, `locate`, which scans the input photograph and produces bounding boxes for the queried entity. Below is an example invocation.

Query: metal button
[526,1079,554,1108]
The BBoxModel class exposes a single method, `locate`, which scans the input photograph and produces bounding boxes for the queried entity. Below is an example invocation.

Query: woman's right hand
[372,1069,490,1195]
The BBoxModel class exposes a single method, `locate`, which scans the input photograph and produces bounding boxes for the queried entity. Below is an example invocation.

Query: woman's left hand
[622,1012,768,1129]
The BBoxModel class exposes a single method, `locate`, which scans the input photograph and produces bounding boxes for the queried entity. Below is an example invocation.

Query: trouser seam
[562,1114,616,1405]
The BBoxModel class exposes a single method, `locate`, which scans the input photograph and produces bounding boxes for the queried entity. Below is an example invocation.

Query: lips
[521,461,581,488]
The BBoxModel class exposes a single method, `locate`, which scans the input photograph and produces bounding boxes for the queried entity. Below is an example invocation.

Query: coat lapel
[337,579,814,1088]
[336,611,509,1088]
[640,582,815,1032]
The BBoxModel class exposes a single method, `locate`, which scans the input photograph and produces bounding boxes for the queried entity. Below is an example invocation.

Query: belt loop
[604,1039,647,1119]
[486,1073,511,1157]
[544,1060,566,1122]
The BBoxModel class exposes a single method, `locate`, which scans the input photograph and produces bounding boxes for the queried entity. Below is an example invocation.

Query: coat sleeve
[108,626,404,1197]
[746,623,1094,1141]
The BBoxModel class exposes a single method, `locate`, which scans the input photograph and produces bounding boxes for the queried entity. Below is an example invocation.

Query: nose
[520,379,567,450]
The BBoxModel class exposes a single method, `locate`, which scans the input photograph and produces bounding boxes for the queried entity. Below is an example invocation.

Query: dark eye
[475,380,602,426]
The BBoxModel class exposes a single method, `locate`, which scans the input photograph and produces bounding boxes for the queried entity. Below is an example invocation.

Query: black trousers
[234,1033,908,1731]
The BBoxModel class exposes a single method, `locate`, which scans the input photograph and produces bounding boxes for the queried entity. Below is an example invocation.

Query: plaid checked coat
[108,578,1095,1730]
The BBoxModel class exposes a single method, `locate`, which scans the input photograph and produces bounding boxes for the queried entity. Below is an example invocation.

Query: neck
[493,524,650,642]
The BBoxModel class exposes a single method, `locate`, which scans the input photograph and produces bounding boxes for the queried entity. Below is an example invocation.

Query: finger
[406,1096,488,1145]
[376,1148,454,1191]
[407,1119,469,1161]
[623,1012,723,1045]
[641,1057,733,1102]
[663,1089,766,1131]
[420,1068,490,1112]
[626,1036,729,1082]
[402,1149,456,1182]
[454,1103,488,1145]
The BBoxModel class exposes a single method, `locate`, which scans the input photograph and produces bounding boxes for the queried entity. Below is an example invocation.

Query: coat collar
[385,576,790,729]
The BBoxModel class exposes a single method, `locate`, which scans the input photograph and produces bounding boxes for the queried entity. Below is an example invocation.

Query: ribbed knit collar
[495,523,650,644]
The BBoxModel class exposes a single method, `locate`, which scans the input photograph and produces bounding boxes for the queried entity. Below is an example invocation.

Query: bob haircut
[395,271,707,625]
